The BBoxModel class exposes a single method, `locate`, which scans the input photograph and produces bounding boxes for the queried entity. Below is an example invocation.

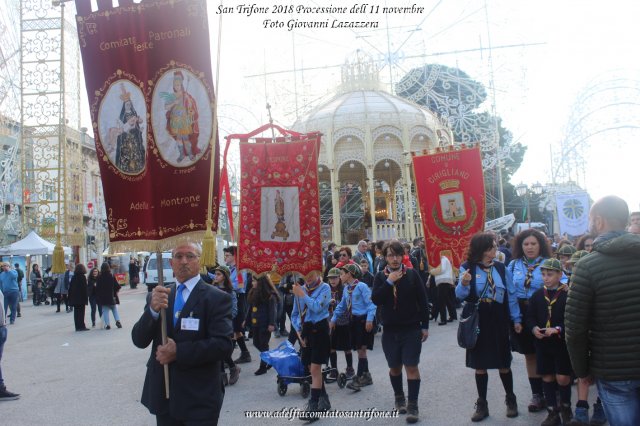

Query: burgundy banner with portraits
[75,0,219,251]
[413,146,486,269]
[234,127,323,279]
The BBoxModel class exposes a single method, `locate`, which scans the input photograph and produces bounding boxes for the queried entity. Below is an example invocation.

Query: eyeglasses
[339,253,348,257]
[173,253,199,261]
[386,253,403,259]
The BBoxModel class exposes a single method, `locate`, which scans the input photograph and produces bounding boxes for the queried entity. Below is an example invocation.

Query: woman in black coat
[96,262,122,330]
[87,267,102,328]
[67,263,89,331]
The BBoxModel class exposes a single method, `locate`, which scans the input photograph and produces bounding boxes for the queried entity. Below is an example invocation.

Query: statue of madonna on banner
[115,85,146,174]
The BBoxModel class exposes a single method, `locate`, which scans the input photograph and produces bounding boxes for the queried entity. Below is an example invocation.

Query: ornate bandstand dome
[292,50,453,245]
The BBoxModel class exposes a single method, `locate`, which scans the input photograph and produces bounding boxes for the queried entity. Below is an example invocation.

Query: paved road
[2,288,598,425]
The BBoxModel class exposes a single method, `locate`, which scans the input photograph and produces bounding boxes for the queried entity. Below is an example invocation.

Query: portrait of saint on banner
[260,187,301,242]
[439,191,466,223]
[97,80,147,175]
[151,68,212,167]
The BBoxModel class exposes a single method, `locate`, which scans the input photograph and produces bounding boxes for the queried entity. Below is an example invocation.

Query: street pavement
[1,288,599,425]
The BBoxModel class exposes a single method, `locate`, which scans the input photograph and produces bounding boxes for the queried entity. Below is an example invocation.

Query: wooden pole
[157,250,170,398]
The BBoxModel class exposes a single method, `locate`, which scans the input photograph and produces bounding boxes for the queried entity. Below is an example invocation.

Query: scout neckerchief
[301,278,321,323]
[543,285,562,328]
[480,263,496,298]
[384,264,406,310]
[524,257,542,291]
[330,284,342,315]
[346,279,360,318]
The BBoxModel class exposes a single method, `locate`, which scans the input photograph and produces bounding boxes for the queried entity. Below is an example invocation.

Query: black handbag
[457,302,480,349]
[457,264,490,349]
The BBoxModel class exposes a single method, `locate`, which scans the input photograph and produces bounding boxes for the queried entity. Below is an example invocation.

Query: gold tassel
[200,219,216,269]
[51,233,66,274]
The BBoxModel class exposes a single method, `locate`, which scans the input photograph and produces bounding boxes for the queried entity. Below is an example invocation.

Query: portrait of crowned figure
[114,84,146,174]
[163,70,200,163]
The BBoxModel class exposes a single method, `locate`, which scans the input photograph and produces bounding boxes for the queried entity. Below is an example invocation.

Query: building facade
[292,52,453,245]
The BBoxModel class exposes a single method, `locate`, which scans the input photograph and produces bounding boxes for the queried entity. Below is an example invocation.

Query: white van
[144,252,175,288]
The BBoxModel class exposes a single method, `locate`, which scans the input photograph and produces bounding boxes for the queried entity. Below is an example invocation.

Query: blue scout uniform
[508,257,567,299]
[291,282,331,332]
[456,263,521,323]
[331,281,377,324]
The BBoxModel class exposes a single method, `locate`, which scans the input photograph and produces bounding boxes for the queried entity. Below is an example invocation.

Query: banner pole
[201,1,224,269]
[157,249,170,398]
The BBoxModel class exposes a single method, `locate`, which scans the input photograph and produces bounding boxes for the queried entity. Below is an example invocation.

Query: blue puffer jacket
[0,269,19,294]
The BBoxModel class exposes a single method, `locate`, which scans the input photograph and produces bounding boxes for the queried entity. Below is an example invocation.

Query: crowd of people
[2,195,639,425]
[0,260,124,331]
[193,195,638,425]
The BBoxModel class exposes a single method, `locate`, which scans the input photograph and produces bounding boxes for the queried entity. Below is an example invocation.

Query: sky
[12,0,636,211]
[200,0,640,211]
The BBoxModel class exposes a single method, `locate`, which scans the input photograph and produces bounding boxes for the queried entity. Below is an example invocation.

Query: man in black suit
[132,242,233,425]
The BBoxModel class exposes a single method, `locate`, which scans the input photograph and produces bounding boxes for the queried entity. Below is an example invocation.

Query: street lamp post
[515,182,543,228]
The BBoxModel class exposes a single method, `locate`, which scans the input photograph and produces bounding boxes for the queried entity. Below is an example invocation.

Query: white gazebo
[292,51,453,245]
[0,230,72,256]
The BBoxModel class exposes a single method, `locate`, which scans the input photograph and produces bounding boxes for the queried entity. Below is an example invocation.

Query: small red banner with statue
[234,126,323,278]
[413,146,486,269]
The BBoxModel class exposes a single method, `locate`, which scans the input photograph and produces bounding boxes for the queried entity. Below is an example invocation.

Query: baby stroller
[32,281,50,306]
[262,341,346,398]
[46,276,58,306]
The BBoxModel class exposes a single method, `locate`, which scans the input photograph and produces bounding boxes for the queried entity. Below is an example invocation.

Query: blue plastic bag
[260,341,304,382]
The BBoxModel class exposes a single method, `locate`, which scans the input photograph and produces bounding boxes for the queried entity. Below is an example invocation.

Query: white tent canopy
[0,231,72,256]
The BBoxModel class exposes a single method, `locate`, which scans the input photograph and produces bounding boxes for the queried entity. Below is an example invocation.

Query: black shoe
[318,394,331,411]
[346,375,361,391]
[541,408,561,426]
[438,321,447,325]
[559,403,573,425]
[471,398,489,422]
[528,393,546,412]
[234,351,252,364]
[76,328,90,332]
[505,393,518,418]
[17,313,21,318]
[299,399,320,422]
[448,317,456,322]
[0,387,20,401]
[255,361,269,375]
[228,366,241,385]
[395,395,407,415]
[406,401,419,424]
[116,321,122,329]
[105,325,111,330]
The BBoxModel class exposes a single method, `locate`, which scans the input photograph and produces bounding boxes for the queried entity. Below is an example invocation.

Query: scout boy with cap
[525,258,574,426]
[556,245,577,280]
[291,271,332,421]
[327,267,354,380]
[330,263,377,391]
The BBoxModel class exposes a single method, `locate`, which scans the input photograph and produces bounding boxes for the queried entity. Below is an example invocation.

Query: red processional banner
[74,0,219,251]
[235,128,323,279]
[413,146,486,269]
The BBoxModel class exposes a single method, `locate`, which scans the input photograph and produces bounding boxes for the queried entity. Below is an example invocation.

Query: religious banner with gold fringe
[234,125,323,279]
[74,0,219,252]
[412,146,486,269]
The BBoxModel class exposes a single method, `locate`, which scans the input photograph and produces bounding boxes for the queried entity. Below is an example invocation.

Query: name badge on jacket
[181,318,199,331]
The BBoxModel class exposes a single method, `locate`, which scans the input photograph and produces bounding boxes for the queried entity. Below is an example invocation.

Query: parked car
[145,252,175,290]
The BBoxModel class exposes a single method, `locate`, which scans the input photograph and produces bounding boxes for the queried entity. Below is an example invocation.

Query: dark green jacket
[565,232,640,380]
